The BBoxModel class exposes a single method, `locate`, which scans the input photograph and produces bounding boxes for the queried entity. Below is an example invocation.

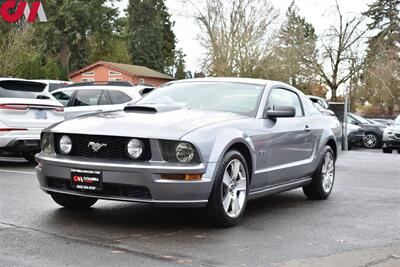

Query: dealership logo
[0,1,47,23]
[88,142,108,152]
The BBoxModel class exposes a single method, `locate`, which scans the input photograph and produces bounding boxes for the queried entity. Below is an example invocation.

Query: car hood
[386,125,400,132]
[48,106,247,140]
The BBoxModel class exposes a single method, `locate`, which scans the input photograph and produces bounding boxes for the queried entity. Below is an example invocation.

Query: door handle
[304,125,312,132]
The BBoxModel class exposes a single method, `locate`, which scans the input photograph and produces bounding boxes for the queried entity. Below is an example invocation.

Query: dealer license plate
[70,168,102,191]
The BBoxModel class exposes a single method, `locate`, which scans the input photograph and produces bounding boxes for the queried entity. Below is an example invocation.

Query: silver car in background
[51,82,154,119]
[36,78,342,226]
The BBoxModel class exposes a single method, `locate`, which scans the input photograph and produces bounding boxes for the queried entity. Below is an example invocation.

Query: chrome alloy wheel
[364,134,377,148]
[321,152,335,193]
[222,159,247,218]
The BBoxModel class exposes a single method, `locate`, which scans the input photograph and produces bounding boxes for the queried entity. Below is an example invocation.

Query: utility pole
[343,86,349,151]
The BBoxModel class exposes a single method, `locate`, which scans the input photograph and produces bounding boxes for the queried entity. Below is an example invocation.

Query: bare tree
[305,2,367,101]
[191,0,278,77]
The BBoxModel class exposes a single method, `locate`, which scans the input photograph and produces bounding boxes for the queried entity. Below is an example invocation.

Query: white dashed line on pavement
[0,169,35,175]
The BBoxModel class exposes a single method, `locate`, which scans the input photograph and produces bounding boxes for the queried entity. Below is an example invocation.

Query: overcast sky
[117,0,373,73]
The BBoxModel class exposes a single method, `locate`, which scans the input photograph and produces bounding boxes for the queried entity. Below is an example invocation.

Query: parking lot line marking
[0,169,35,175]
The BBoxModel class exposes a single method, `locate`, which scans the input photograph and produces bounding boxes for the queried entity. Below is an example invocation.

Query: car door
[259,87,314,186]
[65,89,112,119]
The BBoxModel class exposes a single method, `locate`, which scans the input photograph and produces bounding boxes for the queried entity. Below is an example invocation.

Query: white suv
[0,78,65,161]
[51,82,154,119]
[33,79,72,93]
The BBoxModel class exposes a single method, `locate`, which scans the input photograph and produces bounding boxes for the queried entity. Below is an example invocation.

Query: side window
[98,91,112,105]
[302,96,321,116]
[52,91,74,107]
[267,88,303,117]
[109,90,133,104]
[72,89,103,107]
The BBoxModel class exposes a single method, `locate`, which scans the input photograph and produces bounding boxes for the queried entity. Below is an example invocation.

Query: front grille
[47,177,151,199]
[54,134,151,161]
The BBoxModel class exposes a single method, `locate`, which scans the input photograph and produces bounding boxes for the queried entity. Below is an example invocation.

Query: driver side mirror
[266,106,296,119]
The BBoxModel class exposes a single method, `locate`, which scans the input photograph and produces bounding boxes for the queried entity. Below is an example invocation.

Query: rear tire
[51,193,97,209]
[207,150,249,227]
[383,148,392,154]
[23,152,37,163]
[303,146,335,200]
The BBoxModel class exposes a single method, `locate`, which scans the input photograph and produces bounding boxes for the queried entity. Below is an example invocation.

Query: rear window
[72,89,103,106]
[0,80,46,99]
[109,90,133,104]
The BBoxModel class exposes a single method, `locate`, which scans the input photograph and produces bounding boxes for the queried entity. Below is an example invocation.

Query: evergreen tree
[174,49,187,80]
[361,0,400,114]
[259,1,317,93]
[33,0,121,77]
[127,0,176,73]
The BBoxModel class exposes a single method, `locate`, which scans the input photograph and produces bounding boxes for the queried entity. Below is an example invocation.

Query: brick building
[69,61,174,87]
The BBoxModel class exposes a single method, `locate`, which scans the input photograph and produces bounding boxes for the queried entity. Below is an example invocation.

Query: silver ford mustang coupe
[36,78,342,226]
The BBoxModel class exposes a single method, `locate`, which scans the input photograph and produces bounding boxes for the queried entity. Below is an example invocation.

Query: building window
[109,77,123,81]
[139,78,145,84]
[82,78,95,82]
[82,71,95,76]
[109,70,122,76]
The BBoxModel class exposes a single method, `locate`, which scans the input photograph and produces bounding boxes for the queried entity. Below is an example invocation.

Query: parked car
[36,78,342,226]
[307,95,335,116]
[382,115,400,153]
[51,81,154,119]
[346,123,365,150]
[0,78,64,161]
[371,118,394,125]
[347,112,386,149]
[33,79,72,93]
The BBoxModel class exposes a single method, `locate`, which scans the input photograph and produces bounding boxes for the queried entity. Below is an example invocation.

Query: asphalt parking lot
[0,149,399,267]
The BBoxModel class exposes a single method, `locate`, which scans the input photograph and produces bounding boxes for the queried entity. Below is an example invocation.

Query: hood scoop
[124,104,182,113]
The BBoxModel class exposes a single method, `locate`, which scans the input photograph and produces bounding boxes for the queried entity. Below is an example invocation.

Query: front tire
[207,150,249,227]
[51,193,98,209]
[303,146,335,200]
[383,147,392,154]
[23,152,37,162]
[363,133,380,149]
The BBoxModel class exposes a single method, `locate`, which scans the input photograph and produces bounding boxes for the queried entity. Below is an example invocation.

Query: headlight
[59,135,72,155]
[127,138,143,159]
[41,133,53,154]
[176,142,195,163]
[160,140,200,163]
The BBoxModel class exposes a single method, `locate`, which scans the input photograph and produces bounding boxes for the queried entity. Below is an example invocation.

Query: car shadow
[45,191,315,233]
[0,157,36,167]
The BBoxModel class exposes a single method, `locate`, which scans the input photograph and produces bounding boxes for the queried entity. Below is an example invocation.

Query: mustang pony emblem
[88,142,107,152]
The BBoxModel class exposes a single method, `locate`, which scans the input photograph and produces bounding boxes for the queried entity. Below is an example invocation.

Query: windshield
[350,113,370,124]
[137,82,265,116]
[394,116,400,125]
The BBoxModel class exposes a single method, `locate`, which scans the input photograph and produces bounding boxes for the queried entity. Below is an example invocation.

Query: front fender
[183,127,257,183]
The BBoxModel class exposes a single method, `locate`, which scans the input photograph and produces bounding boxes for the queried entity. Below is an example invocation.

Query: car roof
[33,79,72,84]
[168,77,271,86]
[51,85,145,96]
[0,77,45,83]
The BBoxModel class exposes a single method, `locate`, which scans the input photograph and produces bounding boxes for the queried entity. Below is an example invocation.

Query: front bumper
[35,153,216,207]
[383,139,400,149]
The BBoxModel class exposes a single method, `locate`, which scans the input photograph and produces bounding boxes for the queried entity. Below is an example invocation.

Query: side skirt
[248,177,312,200]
